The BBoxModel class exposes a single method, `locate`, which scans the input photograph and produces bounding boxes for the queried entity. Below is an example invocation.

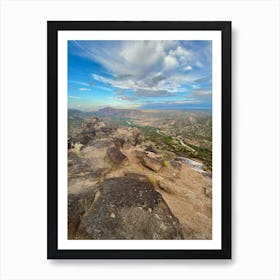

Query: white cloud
[92,72,194,97]
[194,90,212,95]
[195,61,203,68]
[73,40,211,99]
[121,41,165,76]
[68,80,89,87]
[68,95,80,99]
[163,54,179,71]
[185,88,212,104]
[184,65,192,71]
[192,84,200,89]
[79,88,91,91]
[170,46,191,63]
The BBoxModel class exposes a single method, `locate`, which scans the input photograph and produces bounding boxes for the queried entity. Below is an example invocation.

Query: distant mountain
[68,109,97,128]
[68,109,95,119]
[96,107,142,117]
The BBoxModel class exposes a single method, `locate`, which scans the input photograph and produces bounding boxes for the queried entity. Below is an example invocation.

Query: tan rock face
[158,180,175,194]
[141,156,162,172]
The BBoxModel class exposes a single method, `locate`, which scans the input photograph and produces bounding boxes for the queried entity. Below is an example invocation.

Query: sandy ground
[103,143,212,239]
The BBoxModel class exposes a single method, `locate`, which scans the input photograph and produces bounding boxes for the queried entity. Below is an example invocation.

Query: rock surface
[69,177,184,240]
[158,180,175,194]
[68,190,98,239]
[106,147,128,167]
[68,115,213,240]
[142,156,162,172]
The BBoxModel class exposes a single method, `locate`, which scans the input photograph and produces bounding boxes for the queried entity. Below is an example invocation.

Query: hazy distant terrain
[68,108,212,240]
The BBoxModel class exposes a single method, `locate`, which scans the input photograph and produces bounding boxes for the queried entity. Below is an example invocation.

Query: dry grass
[72,143,83,156]
[148,176,157,188]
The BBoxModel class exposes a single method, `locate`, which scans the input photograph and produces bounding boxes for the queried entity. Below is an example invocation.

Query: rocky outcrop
[158,180,175,194]
[68,140,115,195]
[67,113,212,240]
[73,177,183,240]
[130,129,144,145]
[69,117,114,146]
[68,151,109,195]
[81,122,97,135]
[170,160,182,170]
[68,190,98,239]
[123,172,150,182]
[106,147,128,167]
[113,137,126,148]
[145,146,157,154]
[142,156,162,172]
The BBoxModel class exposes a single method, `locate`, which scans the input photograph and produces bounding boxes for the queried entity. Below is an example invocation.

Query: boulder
[158,180,175,194]
[145,146,157,154]
[68,151,109,195]
[71,123,96,144]
[170,160,182,170]
[113,137,126,148]
[68,190,99,239]
[81,124,96,135]
[142,156,162,172]
[106,147,128,167]
[124,172,149,182]
[99,126,113,136]
[135,150,146,159]
[68,152,93,175]
[86,139,114,149]
[75,177,183,239]
[80,119,114,140]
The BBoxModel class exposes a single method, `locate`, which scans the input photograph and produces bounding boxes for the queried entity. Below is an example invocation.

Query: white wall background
[0,0,279,279]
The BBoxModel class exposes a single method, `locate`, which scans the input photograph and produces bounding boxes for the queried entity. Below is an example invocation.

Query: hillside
[68,109,212,240]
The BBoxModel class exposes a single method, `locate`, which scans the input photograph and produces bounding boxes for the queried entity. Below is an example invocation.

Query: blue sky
[68,40,212,111]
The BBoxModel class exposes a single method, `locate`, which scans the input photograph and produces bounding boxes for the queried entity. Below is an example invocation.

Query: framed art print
[47,21,231,259]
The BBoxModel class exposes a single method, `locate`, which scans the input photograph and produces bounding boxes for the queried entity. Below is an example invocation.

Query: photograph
[67,40,213,240]
[48,21,231,258]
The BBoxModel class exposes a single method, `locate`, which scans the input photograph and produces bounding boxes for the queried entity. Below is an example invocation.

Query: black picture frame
[47,21,231,259]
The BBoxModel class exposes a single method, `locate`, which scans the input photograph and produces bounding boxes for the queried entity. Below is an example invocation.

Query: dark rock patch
[170,160,182,169]
[99,127,113,136]
[68,190,99,239]
[75,177,183,240]
[106,147,128,167]
[87,139,114,149]
[124,172,149,182]
[113,137,126,148]
[71,134,95,145]
[81,125,96,136]
[145,146,157,154]
[68,153,93,175]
